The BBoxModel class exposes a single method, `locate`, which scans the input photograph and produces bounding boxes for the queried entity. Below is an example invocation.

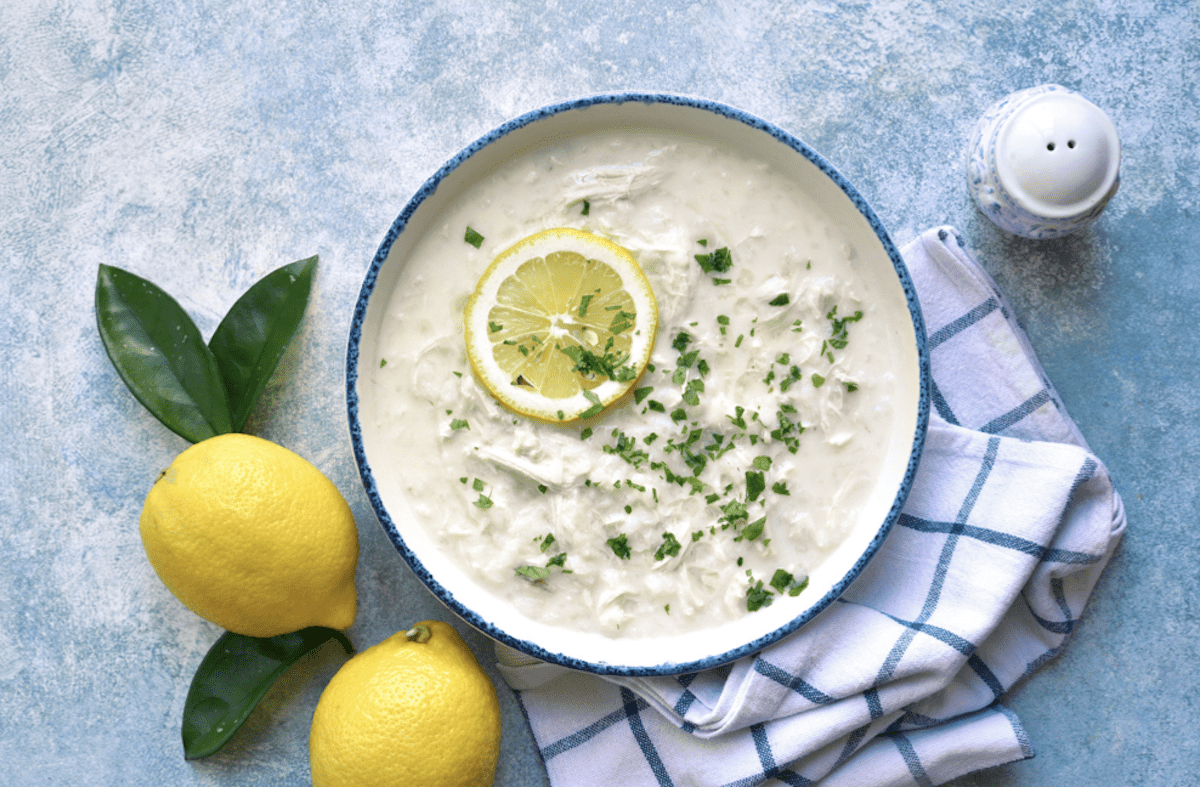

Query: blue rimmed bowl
[347,93,929,675]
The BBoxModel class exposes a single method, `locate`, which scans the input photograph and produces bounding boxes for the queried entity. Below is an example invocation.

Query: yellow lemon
[138,433,359,637]
[464,227,658,423]
[309,621,502,787]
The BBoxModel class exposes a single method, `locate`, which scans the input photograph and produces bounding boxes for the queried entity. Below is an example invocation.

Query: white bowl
[347,93,930,675]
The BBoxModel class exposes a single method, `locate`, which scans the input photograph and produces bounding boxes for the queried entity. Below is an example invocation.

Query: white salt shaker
[967,84,1120,239]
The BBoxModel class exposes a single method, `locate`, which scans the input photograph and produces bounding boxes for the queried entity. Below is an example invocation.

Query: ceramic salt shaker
[967,84,1120,239]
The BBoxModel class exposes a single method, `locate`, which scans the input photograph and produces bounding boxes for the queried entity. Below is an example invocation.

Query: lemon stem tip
[405,624,432,643]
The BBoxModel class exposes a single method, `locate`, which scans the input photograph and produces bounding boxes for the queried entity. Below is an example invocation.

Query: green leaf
[95,265,233,443]
[182,627,352,760]
[208,257,317,432]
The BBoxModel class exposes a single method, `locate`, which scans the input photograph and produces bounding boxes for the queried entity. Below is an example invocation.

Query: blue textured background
[1,1,1195,785]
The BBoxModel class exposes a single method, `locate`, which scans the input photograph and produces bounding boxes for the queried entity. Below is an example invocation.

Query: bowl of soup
[347,93,929,675]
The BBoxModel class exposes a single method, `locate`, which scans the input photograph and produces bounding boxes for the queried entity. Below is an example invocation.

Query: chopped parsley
[559,344,635,383]
[812,373,826,388]
[778,366,804,392]
[464,226,484,248]
[581,198,591,215]
[769,569,809,597]
[694,246,733,274]
[515,565,550,581]
[578,293,594,317]
[380,358,387,367]
[768,293,790,307]
[827,305,864,350]
[720,499,749,529]
[739,516,766,541]
[450,418,470,431]
[770,410,804,454]
[474,494,494,509]
[747,580,773,611]
[635,386,654,404]
[609,310,636,335]
[579,390,605,420]
[603,430,650,468]
[745,470,766,502]
[772,481,790,495]
[607,534,631,560]
[681,378,705,406]
[654,532,682,561]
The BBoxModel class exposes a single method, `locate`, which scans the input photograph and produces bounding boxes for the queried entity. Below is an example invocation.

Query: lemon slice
[464,227,659,423]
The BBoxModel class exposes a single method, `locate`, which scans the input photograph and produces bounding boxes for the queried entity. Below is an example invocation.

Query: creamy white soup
[372,130,903,638]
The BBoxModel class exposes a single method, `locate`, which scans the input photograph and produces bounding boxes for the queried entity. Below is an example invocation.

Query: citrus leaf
[182,626,353,760]
[95,265,233,443]
[208,256,318,432]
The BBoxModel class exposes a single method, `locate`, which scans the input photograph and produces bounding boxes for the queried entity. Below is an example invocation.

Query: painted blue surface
[1,1,1195,785]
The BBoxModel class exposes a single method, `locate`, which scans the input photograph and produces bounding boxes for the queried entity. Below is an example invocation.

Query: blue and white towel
[495,227,1126,787]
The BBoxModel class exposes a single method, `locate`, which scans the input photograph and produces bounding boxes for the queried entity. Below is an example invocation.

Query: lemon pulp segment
[464,228,658,422]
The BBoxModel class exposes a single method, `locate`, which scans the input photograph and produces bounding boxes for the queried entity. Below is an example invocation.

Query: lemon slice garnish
[464,227,659,423]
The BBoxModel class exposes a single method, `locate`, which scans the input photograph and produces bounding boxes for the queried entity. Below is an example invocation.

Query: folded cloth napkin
[495,226,1126,787]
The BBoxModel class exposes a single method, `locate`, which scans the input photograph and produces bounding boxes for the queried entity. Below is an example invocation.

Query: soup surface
[373,130,905,637]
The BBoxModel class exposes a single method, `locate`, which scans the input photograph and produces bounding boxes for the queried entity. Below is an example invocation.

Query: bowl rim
[346,91,931,676]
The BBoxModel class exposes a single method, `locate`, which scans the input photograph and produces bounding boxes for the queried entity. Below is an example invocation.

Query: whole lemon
[139,432,359,637]
[309,621,501,787]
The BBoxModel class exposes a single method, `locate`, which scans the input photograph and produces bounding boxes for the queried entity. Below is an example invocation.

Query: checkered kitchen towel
[494,227,1126,787]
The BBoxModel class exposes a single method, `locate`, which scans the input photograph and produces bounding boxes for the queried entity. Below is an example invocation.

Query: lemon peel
[309,620,501,787]
[138,433,359,638]
[464,227,658,423]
